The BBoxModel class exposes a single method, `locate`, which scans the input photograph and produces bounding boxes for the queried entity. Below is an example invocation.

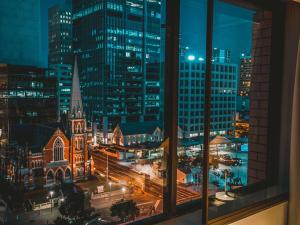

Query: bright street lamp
[49,191,54,213]
[122,187,126,199]
[109,182,112,196]
[188,55,195,61]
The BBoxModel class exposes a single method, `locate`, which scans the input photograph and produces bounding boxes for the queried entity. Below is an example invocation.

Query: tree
[110,199,140,222]
[59,191,85,219]
[59,190,96,224]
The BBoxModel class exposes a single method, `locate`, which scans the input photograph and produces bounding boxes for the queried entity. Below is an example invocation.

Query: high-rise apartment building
[72,0,162,130]
[212,48,231,63]
[0,0,42,67]
[238,53,252,97]
[178,58,238,138]
[48,0,73,115]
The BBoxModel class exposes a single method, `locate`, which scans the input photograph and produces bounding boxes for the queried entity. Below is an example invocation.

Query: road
[91,151,200,205]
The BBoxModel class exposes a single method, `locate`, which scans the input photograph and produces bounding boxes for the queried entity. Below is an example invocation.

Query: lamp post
[106,150,109,184]
[49,191,54,213]
[61,198,65,206]
[109,181,112,197]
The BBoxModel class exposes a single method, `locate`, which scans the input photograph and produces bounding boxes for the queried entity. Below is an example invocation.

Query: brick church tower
[69,57,92,181]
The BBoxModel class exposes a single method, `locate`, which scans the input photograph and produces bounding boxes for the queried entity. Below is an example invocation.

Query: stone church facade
[13,58,94,188]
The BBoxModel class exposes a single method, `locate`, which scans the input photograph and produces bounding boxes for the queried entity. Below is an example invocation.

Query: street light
[105,150,109,184]
[49,191,54,213]
[121,187,126,199]
[109,182,112,197]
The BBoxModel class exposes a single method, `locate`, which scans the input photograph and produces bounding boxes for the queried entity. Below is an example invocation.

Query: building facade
[212,48,231,63]
[238,53,252,97]
[0,64,57,140]
[112,121,163,146]
[72,0,162,130]
[178,59,238,138]
[48,1,73,116]
[236,53,252,122]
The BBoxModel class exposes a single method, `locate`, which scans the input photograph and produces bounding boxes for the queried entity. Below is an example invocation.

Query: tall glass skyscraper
[72,0,162,130]
[48,0,73,116]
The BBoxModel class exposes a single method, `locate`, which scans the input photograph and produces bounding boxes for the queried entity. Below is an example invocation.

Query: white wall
[229,202,288,225]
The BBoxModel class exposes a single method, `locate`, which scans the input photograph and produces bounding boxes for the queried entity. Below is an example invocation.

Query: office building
[72,0,162,130]
[212,48,231,63]
[238,53,252,97]
[178,58,238,138]
[0,64,57,138]
[48,1,73,115]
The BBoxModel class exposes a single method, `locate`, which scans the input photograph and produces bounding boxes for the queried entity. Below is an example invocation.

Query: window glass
[208,0,286,220]
[177,0,207,205]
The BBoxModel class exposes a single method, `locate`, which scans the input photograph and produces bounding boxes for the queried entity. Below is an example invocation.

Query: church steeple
[70,56,84,118]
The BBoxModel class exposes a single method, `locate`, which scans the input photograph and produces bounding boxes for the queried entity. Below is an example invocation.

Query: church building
[8,58,94,188]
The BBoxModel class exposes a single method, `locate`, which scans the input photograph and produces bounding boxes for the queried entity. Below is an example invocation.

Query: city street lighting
[106,150,109,183]
[49,191,54,213]
[109,182,112,197]
[122,187,126,199]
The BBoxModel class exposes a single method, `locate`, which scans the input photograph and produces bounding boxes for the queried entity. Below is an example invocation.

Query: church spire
[70,56,84,118]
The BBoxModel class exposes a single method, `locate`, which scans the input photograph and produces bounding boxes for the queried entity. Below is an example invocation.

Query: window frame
[130,0,287,224]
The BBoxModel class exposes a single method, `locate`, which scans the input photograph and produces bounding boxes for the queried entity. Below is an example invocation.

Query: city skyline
[37,0,253,68]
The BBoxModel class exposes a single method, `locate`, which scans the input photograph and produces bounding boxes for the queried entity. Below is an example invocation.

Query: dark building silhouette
[0,64,58,140]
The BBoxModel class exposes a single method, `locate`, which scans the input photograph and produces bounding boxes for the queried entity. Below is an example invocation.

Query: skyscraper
[48,0,73,115]
[212,48,231,63]
[236,53,252,121]
[178,58,238,138]
[0,0,42,66]
[72,0,162,130]
[238,53,252,97]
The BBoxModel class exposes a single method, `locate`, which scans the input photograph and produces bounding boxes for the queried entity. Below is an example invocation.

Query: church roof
[10,123,66,153]
[116,121,162,136]
[70,56,84,118]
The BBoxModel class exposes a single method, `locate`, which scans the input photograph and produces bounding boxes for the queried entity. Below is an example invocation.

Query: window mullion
[164,0,180,217]
[202,0,214,224]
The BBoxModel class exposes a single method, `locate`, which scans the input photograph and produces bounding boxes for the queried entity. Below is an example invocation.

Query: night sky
[40,0,253,66]
[180,0,254,63]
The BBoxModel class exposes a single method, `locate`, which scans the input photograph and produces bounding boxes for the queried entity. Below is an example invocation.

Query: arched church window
[53,138,64,161]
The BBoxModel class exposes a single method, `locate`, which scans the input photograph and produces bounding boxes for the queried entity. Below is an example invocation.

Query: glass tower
[73,0,162,130]
[48,1,73,116]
